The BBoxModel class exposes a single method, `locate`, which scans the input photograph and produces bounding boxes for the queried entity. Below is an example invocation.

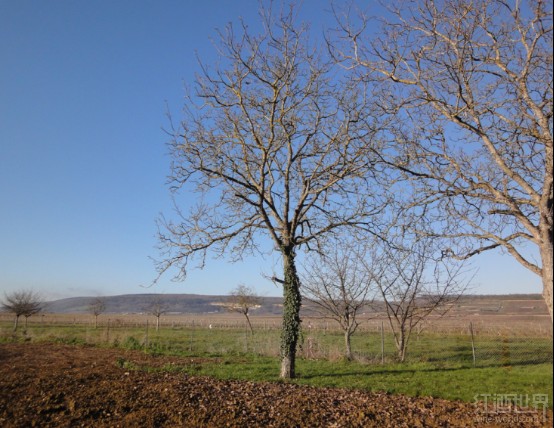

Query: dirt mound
[0,343,550,427]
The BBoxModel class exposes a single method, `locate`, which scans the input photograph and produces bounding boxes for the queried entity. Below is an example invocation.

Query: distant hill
[44,293,284,315]
[41,293,549,317]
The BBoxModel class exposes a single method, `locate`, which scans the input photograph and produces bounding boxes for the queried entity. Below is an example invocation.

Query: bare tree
[156,5,386,378]
[225,284,261,335]
[146,296,169,332]
[368,236,470,362]
[334,0,553,319]
[1,290,43,332]
[301,242,375,360]
[88,297,106,329]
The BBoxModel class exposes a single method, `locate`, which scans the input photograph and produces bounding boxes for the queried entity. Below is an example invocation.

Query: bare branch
[333,0,553,318]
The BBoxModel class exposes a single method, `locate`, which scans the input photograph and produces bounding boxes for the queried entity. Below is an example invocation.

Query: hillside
[40,293,550,317]
[44,293,284,315]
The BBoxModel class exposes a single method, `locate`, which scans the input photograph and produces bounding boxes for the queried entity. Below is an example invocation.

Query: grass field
[1,314,552,409]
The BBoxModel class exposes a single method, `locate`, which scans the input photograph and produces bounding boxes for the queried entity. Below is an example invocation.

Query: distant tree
[146,297,169,331]
[225,285,261,335]
[368,236,470,362]
[1,290,43,332]
[88,297,106,329]
[301,242,375,360]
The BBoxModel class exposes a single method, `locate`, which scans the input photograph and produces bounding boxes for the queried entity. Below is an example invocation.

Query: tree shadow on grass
[297,360,552,380]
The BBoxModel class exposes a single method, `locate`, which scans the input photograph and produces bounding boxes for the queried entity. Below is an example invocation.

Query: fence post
[244,321,248,353]
[189,320,194,352]
[469,322,476,367]
[145,319,149,348]
[381,321,385,365]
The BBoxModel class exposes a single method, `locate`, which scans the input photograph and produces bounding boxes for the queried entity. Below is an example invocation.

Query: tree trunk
[280,248,302,379]
[541,243,553,321]
[156,316,160,332]
[13,315,19,332]
[344,331,353,361]
[245,313,254,335]
[399,340,406,363]
[398,329,407,363]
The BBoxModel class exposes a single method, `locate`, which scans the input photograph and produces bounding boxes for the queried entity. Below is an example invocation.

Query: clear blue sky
[0,0,542,300]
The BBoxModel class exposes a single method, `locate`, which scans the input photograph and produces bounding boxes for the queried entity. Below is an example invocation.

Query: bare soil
[0,343,551,427]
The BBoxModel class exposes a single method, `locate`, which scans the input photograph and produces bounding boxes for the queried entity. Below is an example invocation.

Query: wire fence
[292,323,553,367]
[1,312,551,369]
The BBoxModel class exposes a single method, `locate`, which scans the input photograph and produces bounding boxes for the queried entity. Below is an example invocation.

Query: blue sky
[0,1,542,300]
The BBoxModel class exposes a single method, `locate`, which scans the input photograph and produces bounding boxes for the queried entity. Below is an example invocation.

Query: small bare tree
[225,285,261,335]
[147,297,169,332]
[88,297,106,329]
[301,243,375,360]
[369,237,470,362]
[1,290,43,332]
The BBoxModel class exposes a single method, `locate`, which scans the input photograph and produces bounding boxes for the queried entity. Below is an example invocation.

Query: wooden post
[469,322,476,367]
[145,319,149,348]
[189,320,194,352]
[244,320,248,353]
[381,321,385,365]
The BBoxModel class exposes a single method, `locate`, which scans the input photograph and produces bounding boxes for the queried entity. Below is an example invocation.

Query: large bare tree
[157,6,385,378]
[1,290,43,332]
[334,0,553,319]
[301,242,375,360]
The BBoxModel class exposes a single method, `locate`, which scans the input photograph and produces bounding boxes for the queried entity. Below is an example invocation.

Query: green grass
[129,351,552,406]
[1,321,552,407]
[295,360,553,404]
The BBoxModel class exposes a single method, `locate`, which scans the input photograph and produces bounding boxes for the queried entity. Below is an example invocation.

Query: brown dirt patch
[0,343,550,427]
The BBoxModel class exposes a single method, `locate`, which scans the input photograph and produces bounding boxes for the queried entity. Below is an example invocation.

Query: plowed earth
[0,343,551,427]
